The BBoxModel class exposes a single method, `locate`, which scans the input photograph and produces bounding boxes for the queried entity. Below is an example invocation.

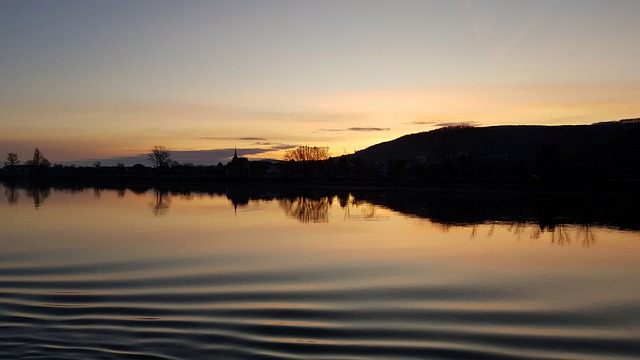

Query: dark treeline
[3,182,639,231]
[2,120,639,190]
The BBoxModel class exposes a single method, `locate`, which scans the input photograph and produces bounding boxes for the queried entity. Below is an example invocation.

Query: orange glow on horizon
[1,81,638,164]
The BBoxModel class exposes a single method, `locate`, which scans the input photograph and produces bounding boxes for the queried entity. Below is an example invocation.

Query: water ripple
[2,259,639,360]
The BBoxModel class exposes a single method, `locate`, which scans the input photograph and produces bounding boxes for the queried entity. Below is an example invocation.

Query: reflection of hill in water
[2,182,638,231]
[222,186,639,231]
[348,189,639,231]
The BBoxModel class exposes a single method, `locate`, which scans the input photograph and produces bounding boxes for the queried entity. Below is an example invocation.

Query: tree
[283,146,330,162]
[283,146,331,179]
[26,148,48,166]
[147,145,171,168]
[5,152,19,167]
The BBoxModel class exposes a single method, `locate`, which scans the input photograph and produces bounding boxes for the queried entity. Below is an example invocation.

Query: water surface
[1,183,639,359]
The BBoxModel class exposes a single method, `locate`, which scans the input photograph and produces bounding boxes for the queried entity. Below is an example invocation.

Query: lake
[1,182,639,359]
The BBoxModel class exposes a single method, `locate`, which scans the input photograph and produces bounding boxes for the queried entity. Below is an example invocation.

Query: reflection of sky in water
[2,183,637,270]
[1,184,639,359]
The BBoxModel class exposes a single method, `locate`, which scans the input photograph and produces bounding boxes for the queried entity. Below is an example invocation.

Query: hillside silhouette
[342,119,640,183]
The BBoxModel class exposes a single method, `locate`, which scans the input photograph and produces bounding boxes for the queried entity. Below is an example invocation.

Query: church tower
[226,147,250,177]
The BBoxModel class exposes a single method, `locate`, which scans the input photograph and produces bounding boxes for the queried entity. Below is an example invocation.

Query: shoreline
[1,171,638,195]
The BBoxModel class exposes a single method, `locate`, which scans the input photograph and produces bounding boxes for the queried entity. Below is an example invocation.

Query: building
[225,148,251,177]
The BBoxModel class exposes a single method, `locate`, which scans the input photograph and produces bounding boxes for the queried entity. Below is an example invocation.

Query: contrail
[497,0,555,58]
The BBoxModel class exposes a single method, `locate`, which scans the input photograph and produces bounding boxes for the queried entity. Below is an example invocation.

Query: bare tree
[5,152,19,167]
[283,146,331,179]
[147,145,171,168]
[283,146,330,162]
[26,148,49,167]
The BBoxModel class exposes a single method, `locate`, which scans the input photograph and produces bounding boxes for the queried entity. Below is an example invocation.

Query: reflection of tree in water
[150,190,171,216]
[550,225,571,245]
[550,225,596,247]
[482,222,598,246]
[578,226,597,247]
[179,193,195,201]
[279,196,330,223]
[341,194,388,222]
[470,225,478,239]
[25,186,51,208]
[4,184,19,204]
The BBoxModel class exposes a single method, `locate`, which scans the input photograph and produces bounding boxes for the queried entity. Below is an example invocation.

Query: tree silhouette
[284,146,330,162]
[283,146,330,179]
[5,152,19,167]
[147,145,171,168]
[26,148,49,167]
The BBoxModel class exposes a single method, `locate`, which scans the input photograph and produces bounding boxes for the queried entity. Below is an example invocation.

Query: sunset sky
[2,0,639,165]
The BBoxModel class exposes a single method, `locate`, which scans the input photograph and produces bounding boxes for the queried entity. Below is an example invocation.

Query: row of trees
[145,145,330,168]
[4,147,171,170]
[3,145,332,179]
[5,148,50,168]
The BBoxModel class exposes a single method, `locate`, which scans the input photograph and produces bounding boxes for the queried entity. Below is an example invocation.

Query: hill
[341,120,640,182]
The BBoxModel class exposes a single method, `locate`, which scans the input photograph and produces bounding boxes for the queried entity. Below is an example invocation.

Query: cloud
[409,121,436,125]
[168,148,264,164]
[435,121,479,128]
[318,127,390,132]
[166,143,297,164]
[76,143,296,167]
[199,136,267,141]
[253,142,295,150]
[349,127,391,132]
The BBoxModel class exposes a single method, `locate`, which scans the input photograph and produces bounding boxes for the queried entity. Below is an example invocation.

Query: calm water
[1,183,639,360]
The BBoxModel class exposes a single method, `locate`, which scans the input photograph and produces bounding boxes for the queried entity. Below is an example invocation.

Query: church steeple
[226,146,250,177]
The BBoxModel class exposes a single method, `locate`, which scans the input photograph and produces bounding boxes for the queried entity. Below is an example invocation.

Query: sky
[1,0,639,166]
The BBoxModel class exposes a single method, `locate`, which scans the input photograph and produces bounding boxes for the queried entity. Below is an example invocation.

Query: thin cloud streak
[318,127,390,132]
[253,142,294,150]
[199,136,267,141]
[497,0,556,58]
[435,121,480,128]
